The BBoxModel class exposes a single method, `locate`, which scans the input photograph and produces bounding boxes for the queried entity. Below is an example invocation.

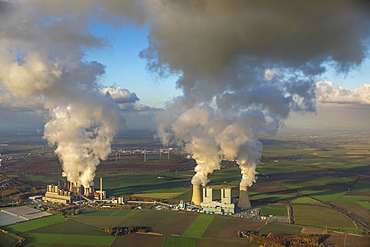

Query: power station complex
[42,178,251,215]
[42,178,106,204]
[191,184,251,211]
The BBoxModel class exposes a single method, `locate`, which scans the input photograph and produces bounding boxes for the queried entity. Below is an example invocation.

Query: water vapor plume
[149,0,370,187]
[1,0,370,189]
[0,1,123,187]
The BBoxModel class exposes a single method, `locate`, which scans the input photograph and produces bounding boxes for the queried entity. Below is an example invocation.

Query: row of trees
[249,233,323,247]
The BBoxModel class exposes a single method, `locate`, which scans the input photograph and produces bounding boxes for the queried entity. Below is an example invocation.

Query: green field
[0,231,19,247]
[258,222,303,235]
[293,205,358,233]
[72,215,129,228]
[261,205,287,216]
[78,208,138,216]
[22,233,115,246]
[182,214,215,238]
[163,236,197,247]
[358,201,370,209]
[29,220,108,235]
[202,216,240,237]
[2,215,66,234]
[151,211,184,233]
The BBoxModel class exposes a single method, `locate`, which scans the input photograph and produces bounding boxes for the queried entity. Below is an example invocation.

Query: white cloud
[316,81,370,105]
[102,87,139,103]
[102,87,162,112]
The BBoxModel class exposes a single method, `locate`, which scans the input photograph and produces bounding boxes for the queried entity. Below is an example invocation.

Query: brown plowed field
[196,238,252,247]
[217,220,265,238]
[332,201,370,222]
[166,212,199,236]
[323,232,370,247]
[346,235,370,247]
[112,234,164,247]
[324,232,345,247]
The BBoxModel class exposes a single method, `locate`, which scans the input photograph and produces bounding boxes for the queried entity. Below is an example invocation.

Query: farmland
[1,129,370,246]
[261,204,287,216]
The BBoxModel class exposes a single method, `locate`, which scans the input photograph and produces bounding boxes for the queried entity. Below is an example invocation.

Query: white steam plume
[149,1,370,187]
[0,1,123,187]
[1,1,370,188]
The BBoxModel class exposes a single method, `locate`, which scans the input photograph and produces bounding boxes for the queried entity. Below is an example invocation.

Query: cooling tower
[191,184,202,206]
[238,185,251,209]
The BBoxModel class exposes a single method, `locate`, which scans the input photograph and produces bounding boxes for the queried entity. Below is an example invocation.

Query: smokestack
[191,184,202,206]
[238,186,251,209]
[100,177,103,200]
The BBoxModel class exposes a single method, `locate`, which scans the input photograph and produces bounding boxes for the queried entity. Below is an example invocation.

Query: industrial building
[200,187,235,215]
[42,177,106,204]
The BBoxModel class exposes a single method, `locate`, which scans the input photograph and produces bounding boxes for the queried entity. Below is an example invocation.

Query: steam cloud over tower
[1,1,370,197]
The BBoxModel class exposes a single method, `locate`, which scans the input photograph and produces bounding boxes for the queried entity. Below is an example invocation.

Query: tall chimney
[100,177,103,200]
[238,185,251,209]
[191,184,202,206]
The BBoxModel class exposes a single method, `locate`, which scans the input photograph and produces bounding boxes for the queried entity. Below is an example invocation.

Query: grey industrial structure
[200,187,235,215]
[42,178,106,204]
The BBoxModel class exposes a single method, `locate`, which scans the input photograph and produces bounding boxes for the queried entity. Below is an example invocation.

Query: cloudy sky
[1,0,370,131]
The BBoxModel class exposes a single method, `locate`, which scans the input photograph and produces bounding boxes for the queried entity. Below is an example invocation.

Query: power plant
[200,187,235,215]
[43,178,106,204]
[42,177,251,215]
[188,184,252,214]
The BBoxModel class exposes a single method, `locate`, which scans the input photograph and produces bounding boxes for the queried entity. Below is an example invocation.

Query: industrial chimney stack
[238,185,251,209]
[191,184,202,206]
[100,177,103,200]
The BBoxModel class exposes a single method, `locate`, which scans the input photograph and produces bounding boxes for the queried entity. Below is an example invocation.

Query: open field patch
[182,214,214,238]
[130,192,183,199]
[119,210,170,228]
[202,216,240,237]
[151,211,183,234]
[163,236,196,247]
[196,238,253,247]
[72,216,128,229]
[166,212,198,236]
[113,234,164,247]
[22,233,115,246]
[290,197,320,203]
[78,209,137,217]
[293,205,357,232]
[345,234,370,247]
[258,222,303,235]
[0,231,19,247]
[2,215,65,234]
[261,204,287,216]
[332,201,370,222]
[249,182,301,202]
[217,220,265,238]
[29,220,107,236]
[358,201,370,209]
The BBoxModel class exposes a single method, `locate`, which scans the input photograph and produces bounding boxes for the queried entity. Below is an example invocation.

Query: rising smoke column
[0,1,123,187]
[147,0,370,187]
[1,1,370,188]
